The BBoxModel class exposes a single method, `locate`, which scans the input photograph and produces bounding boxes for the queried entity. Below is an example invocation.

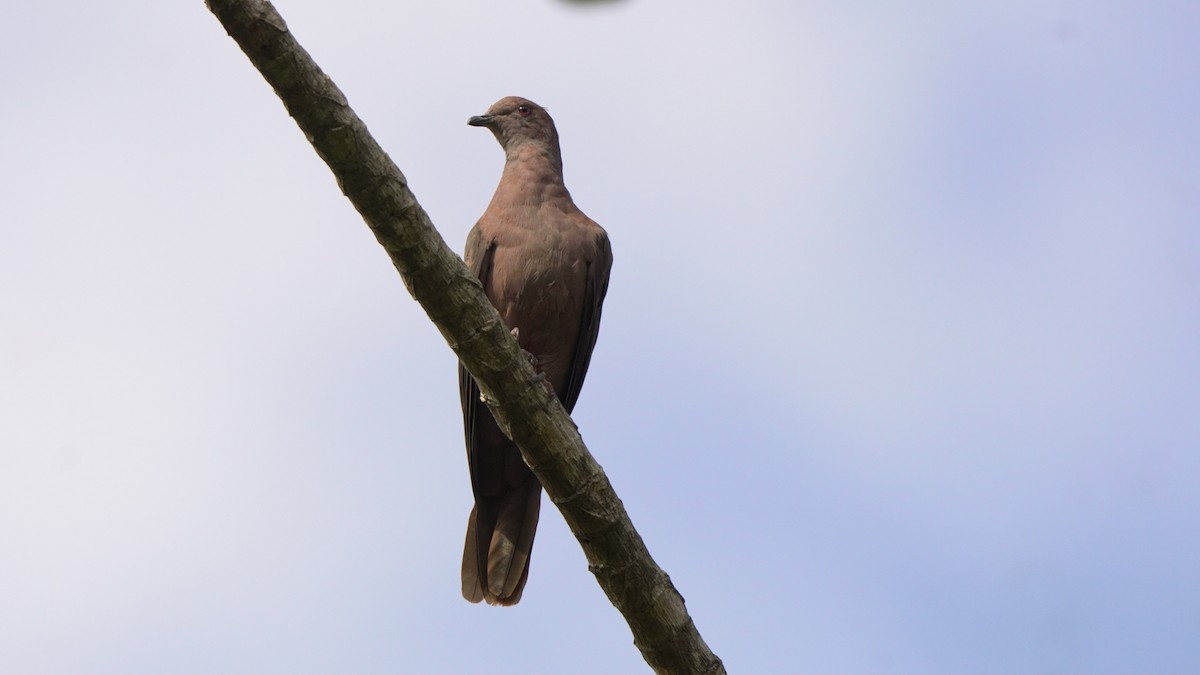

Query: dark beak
[467,115,494,127]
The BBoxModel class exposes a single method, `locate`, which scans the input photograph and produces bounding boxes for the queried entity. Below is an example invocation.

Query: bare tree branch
[204,1,725,673]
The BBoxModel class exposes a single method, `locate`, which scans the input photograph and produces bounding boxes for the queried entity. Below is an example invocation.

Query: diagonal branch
[205,1,724,673]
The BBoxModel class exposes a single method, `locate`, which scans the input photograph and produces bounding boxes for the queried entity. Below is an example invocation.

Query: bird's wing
[561,228,613,413]
[459,225,496,495]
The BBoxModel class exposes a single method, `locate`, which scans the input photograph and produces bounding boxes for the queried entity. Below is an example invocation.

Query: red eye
[517,105,531,115]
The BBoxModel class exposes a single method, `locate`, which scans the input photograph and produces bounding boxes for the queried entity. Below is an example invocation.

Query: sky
[2,1,1198,673]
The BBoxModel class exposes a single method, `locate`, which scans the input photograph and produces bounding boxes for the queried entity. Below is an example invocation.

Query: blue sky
[2,1,1198,673]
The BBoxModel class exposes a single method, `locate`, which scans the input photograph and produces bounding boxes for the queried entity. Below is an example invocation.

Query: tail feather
[460,507,485,604]
[461,481,542,606]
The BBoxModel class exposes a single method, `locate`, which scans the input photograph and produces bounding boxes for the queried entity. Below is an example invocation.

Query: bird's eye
[517,105,531,116]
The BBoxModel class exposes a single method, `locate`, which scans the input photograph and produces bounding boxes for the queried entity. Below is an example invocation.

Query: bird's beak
[467,115,494,127]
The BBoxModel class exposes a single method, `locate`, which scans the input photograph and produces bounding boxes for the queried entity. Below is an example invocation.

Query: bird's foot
[510,327,555,397]
[510,326,541,369]
[520,348,541,371]
[531,371,556,398]
[523,353,554,396]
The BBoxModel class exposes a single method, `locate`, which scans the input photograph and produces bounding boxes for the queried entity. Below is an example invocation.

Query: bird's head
[468,96,561,155]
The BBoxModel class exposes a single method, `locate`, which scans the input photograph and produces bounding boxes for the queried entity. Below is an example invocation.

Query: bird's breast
[485,221,592,387]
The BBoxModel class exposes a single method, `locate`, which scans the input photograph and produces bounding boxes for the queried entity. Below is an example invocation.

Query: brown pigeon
[459,96,612,605]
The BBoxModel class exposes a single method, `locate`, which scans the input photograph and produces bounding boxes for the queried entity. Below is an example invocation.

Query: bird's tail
[461,480,542,606]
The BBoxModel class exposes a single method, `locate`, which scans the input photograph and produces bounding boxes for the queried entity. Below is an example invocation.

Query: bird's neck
[495,144,571,206]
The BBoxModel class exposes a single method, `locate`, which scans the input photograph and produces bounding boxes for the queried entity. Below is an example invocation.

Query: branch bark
[205,1,724,673]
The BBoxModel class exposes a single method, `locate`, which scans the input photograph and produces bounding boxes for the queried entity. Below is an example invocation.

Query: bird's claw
[509,325,554,395]
[520,348,540,370]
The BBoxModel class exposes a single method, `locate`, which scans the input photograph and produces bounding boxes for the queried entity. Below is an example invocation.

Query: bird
[459,96,612,606]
